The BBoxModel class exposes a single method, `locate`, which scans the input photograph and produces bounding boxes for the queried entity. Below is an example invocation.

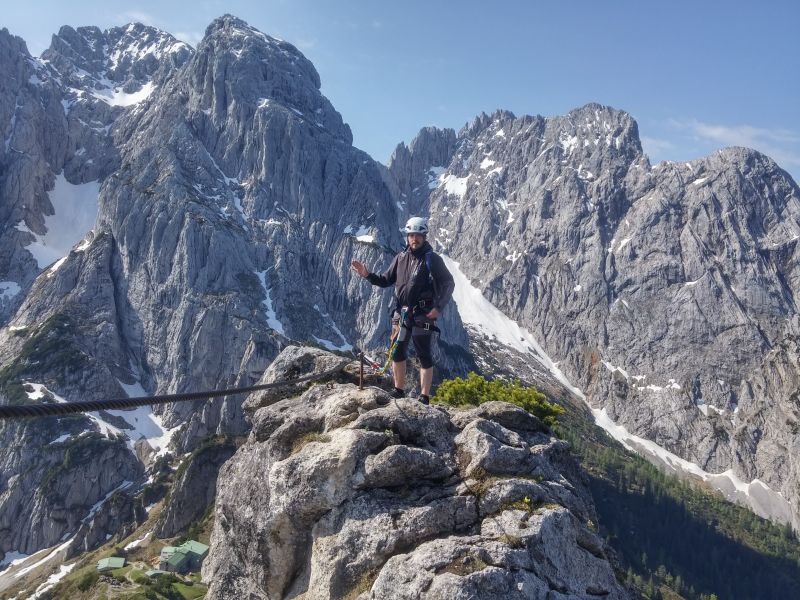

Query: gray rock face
[394,104,800,526]
[389,126,457,217]
[155,438,236,538]
[0,28,68,317]
[0,21,192,324]
[0,426,142,557]
[88,13,403,445]
[204,347,630,599]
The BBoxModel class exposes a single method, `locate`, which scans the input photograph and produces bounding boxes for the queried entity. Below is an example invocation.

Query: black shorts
[392,314,436,369]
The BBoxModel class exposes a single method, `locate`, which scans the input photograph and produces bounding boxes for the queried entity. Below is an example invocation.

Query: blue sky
[4,1,799,181]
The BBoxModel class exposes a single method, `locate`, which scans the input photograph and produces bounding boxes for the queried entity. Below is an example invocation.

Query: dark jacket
[367,241,455,312]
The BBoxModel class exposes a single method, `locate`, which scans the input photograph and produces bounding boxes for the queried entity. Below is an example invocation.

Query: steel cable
[0,365,347,420]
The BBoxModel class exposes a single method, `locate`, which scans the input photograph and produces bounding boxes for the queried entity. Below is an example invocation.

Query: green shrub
[77,571,100,591]
[434,373,564,426]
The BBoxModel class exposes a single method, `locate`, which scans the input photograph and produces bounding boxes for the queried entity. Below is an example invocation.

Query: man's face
[407,233,425,250]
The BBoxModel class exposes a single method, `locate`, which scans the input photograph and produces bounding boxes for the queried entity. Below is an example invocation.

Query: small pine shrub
[77,571,100,591]
[434,373,564,427]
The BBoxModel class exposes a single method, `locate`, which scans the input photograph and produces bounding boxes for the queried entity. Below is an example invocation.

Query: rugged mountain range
[391,106,800,526]
[0,12,798,597]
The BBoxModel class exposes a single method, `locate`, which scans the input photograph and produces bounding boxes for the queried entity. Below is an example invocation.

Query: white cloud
[672,118,800,168]
[295,38,317,50]
[175,31,204,48]
[115,11,158,27]
[640,136,676,157]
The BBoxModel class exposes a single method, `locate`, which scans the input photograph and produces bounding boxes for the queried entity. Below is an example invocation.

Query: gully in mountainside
[352,217,455,404]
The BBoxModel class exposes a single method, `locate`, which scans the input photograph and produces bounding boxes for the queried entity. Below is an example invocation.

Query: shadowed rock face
[204,348,631,599]
[391,106,800,527]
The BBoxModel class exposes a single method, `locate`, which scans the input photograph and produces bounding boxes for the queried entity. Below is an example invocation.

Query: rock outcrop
[155,438,236,538]
[204,347,631,599]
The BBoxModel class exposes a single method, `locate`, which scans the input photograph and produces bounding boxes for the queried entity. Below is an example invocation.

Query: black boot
[391,387,405,399]
[418,394,430,405]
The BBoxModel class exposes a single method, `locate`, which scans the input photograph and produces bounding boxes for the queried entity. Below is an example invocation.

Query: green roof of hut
[97,557,126,571]
[178,540,209,558]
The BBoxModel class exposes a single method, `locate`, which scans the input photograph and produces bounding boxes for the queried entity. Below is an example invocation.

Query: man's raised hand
[351,260,369,278]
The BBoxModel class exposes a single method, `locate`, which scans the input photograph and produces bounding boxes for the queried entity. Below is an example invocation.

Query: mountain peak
[183,15,352,142]
[205,14,253,37]
[198,14,319,88]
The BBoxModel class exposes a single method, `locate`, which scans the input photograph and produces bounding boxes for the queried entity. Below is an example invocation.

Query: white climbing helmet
[404,216,429,235]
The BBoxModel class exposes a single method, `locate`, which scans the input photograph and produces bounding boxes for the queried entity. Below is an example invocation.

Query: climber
[351,216,455,404]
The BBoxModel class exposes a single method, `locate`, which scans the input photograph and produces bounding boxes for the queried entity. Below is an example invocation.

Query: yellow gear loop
[377,307,408,375]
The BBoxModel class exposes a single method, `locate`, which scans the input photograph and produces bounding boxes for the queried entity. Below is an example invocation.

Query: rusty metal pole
[359,351,364,390]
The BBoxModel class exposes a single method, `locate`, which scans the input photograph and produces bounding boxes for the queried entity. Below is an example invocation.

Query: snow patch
[0,552,29,570]
[27,382,177,455]
[311,305,353,352]
[312,335,353,353]
[438,173,470,199]
[442,255,583,399]
[83,481,134,524]
[560,133,579,154]
[124,531,152,551]
[486,166,504,177]
[345,225,374,243]
[609,237,632,253]
[91,81,155,107]
[427,166,446,190]
[29,563,76,599]
[19,174,100,269]
[25,383,51,401]
[106,379,178,456]
[0,281,21,300]
[46,257,68,277]
[480,157,496,170]
[256,270,285,335]
[601,360,630,380]
[592,407,793,524]
[9,537,73,581]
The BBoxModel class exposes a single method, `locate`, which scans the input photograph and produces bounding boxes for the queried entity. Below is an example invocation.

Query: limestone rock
[204,349,630,599]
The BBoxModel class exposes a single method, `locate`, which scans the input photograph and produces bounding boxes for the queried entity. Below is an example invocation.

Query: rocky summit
[204,346,631,600]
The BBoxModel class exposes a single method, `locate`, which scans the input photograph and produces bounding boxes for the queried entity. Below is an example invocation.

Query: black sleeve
[366,254,398,288]
[430,254,455,310]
